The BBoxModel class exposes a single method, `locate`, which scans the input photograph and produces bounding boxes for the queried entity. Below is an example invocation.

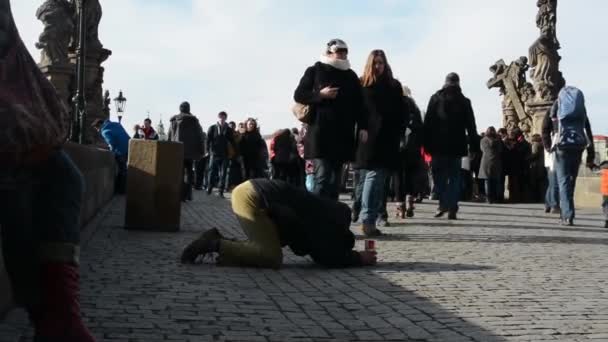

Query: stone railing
[0,143,116,319]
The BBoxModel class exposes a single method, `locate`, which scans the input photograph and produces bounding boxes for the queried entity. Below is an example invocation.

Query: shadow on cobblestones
[377,233,608,245]
[373,262,496,272]
[389,221,606,233]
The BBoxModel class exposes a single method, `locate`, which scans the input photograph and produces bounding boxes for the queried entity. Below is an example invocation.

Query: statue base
[526,100,554,136]
[38,63,74,108]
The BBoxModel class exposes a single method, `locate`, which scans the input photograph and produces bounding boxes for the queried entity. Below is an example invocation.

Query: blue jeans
[207,155,228,192]
[312,159,343,200]
[545,167,559,209]
[431,156,462,211]
[358,169,388,225]
[554,150,583,221]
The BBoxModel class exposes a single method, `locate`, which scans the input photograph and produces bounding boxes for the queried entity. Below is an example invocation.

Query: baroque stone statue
[71,0,103,51]
[528,0,564,102]
[487,57,535,135]
[35,0,74,66]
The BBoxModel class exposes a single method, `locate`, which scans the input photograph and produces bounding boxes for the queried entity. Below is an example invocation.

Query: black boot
[181,228,223,264]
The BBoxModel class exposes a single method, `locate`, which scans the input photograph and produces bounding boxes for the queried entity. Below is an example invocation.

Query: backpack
[554,86,588,151]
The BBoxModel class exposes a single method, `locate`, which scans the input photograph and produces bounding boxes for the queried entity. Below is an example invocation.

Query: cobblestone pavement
[2,191,608,342]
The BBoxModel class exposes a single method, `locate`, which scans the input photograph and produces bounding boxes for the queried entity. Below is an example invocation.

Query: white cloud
[11,0,608,137]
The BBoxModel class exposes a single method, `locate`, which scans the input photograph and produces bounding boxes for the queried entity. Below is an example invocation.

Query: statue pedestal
[527,100,554,136]
[125,140,184,232]
[38,63,74,108]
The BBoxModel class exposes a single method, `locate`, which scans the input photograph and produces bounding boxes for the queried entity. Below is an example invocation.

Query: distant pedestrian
[142,118,159,140]
[504,128,531,203]
[206,111,234,197]
[92,118,130,194]
[528,134,546,203]
[294,38,369,200]
[239,118,267,180]
[423,72,479,220]
[479,127,503,204]
[168,101,205,201]
[542,85,596,226]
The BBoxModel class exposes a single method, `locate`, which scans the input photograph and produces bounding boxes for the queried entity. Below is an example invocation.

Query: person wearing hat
[423,72,479,220]
[167,102,205,201]
[1,1,96,340]
[293,39,369,200]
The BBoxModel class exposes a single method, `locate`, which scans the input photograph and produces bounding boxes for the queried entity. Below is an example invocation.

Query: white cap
[327,39,348,53]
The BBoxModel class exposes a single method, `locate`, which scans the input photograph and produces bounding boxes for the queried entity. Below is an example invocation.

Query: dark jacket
[294,62,368,163]
[402,96,423,155]
[271,129,298,164]
[541,104,595,164]
[206,122,234,159]
[168,113,205,160]
[423,86,478,157]
[250,179,362,268]
[354,79,408,170]
[479,136,503,180]
[504,137,531,177]
[240,130,266,168]
[529,141,546,180]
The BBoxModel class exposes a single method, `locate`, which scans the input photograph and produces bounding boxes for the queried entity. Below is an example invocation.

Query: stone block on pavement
[125,140,183,232]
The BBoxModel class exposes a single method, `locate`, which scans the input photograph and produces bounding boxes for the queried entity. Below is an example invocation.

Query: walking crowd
[1,5,606,338]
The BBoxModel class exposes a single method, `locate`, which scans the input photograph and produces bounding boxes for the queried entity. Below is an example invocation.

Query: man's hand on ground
[358,251,377,266]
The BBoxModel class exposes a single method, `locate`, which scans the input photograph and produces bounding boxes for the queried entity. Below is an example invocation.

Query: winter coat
[423,86,478,157]
[504,138,531,177]
[168,113,205,160]
[294,62,368,163]
[529,141,546,180]
[354,79,408,170]
[401,96,423,157]
[271,130,298,164]
[250,179,361,268]
[478,136,503,180]
[142,126,159,140]
[240,130,266,169]
[100,120,130,157]
[206,122,233,159]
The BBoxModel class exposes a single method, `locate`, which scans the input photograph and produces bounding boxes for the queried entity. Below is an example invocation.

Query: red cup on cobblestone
[364,239,376,252]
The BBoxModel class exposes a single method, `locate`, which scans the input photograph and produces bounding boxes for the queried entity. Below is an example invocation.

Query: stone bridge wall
[0,143,116,319]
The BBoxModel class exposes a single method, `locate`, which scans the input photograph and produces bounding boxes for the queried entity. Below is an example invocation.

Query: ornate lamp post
[71,0,87,144]
[113,90,127,123]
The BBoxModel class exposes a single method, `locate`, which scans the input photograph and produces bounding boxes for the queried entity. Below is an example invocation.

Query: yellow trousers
[219,181,283,269]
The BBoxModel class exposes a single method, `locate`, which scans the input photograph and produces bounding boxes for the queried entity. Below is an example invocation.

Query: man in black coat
[168,101,205,201]
[180,179,378,269]
[423,73,479,220]
[206,111,234,197]
[294,39,369,200]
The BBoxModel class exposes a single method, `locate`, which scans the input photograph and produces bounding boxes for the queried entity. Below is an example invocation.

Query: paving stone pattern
[1,191,608,342]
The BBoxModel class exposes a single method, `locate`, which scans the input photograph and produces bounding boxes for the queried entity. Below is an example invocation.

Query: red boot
[32,263,95,342]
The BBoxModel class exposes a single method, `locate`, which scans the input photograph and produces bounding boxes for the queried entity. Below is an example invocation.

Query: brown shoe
[180,228,223,264]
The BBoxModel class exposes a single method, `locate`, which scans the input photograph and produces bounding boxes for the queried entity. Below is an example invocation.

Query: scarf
[319,55,351,71]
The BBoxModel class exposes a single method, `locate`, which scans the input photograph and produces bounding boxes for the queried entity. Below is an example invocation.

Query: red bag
[0,1,69,166]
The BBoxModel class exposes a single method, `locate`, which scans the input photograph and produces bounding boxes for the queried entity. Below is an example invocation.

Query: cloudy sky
[11,0,608,136]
